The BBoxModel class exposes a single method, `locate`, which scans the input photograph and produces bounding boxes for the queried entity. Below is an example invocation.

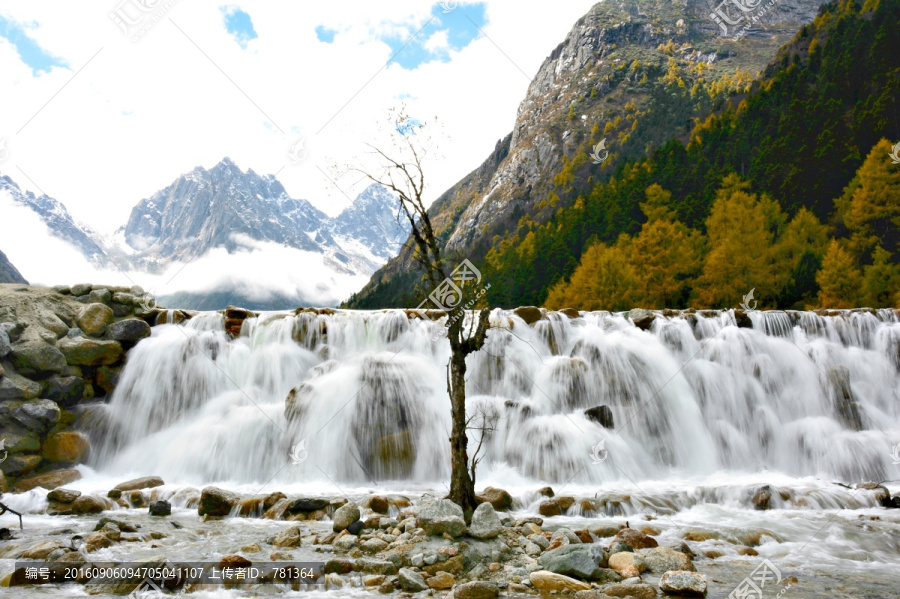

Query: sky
[0,0,596,234]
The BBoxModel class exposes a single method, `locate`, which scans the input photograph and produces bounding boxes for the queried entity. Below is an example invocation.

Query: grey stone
[107,318,151,343]
[149,500,171,516]
[76,303,114,336]
[353,558,397,575]
[468,501,502,539]
[538,544,613,581]
[0,371,42,399]
[288,497,329,513]
[44,375,86,408]
[416,498,466,537]
[455,581,500,599]
[10,341,67,377]
[12,399,60,433]
[332,502,360,532]
[643,547,694,573]
[398,568,428,592]
[88,288,112,304]
[57,336,123,366]
[658,571,707,597]
[70,284,92,296]
[0,328,9,358]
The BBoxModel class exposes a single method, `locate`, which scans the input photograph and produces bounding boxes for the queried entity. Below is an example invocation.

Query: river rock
[361,538,388,553]
[10,341,66,377]
[288,497,329,513]
[273,525,303,547]
[369,495,390,513]
[398,568,428,592]
[476,486,513,510]
[88,288,111,304]
[585,405,615,429]
[630,309,656,330]
[21,540,68,559]
[468,501,502,539]
[14,468,82,491]
[538,544,614,580]
[1,454,41,476]
[456,581,500,599]
[514,306,543,325]
[333,502,360,532]
[752,485,772,510]
[70,284,92,296]
[643,547,694,573]
[333,534,358,552]
[608,552,646,578]
[47,487,82,503]
[107,318,151,343]
[77,303,114,336]
[539,498,562,517]
[57,337,123,366]
[149,500,171,516]
[427,571,455,589]
[658,570,707,596]
[72,495,111,514]
[353,558,397,575]
[12,399,60,433]
[614,528,658,549]
[41,431,90,463]
[417,498,466,537]
[601,582,658,598]
[1,431,39,453]
[198,486,239,516]
[114,476,165,491]
[43,375,86,408]
[0,371,42,400]
[530,570,591,592]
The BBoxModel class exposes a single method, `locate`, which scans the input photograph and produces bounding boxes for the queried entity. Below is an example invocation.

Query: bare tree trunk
[448,326,477,518]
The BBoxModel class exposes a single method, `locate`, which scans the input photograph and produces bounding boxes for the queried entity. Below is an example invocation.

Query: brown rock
[21,540,67,559]
[608,552,646,578]
[77,303,114,336]
[263,492,286,511]
[369,495,390,514]
[426,571,455,589]
[539,499,562,517]
[476,486,513,510]
[41,432,90,464]
[273,525,303,548]
[72,495,111,514]
[47,488,82,503]
[601,583,657,598]
[529,570,590,592]
[556,496,575,511]
[219,555,252,569]
[14,468,82,492]
[613,527,658,549]
[84,532,112,552]
[114,476,165,491]
[198,486,238,517]
[423,554,464,575]
[514,306,544,325]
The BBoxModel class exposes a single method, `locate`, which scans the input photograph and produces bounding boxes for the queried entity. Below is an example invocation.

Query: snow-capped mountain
[0,160,409,307]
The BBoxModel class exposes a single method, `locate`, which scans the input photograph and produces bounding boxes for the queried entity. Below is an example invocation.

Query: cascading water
[89,307,900,490]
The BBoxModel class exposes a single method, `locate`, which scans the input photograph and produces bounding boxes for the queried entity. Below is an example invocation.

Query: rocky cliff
[347,0,827,308]
[0,250,27,285]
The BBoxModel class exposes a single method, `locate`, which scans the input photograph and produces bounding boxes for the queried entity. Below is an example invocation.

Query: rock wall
[0,284,155,493]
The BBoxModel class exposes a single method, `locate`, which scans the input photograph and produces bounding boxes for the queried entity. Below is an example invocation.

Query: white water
[83,308,900,491]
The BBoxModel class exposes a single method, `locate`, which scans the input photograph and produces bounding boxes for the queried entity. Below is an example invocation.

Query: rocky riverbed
[2,477,900,598]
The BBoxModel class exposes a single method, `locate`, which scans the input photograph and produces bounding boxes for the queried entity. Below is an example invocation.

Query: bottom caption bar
[12,561,327,587]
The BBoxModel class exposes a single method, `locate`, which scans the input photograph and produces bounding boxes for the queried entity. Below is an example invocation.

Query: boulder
[12,399,60,433]
[417,499,466,537]
[629,309,656,330]
[585,405,615,429]
[752,485,772,510]
[77,303,114,336]
[455,581,500,599]
[332,502,360,532]
[107,318,151,344]
[468,502,502,539]
[57,337,123,366]
[658,570,707,597]
[88,289,112,304]
[476,486,513,510]
[613,528,658,550]
[219,554,252,569]
[14,468,82,492]
[47,488,82,503]
[537,486,555,497]
[423,554,464,575]
[10,341,67,377]
[360,538,388,553]
[514,306,543,325]
[529,570,591,592]
[1,454,41,476]
[272,525,303,547]
[1,431,40,453]
[398,568,428,592]
[43,375,86,408]
[70,284,92,296]
[114,476,165,491]
[21,540,68,559]
[72,494,111,514]
[198,486,239,517]
[149,500,171,516]
[0,371,42,400]
[608,552,646,578]
[369,495,390,513]
[288,497,329,513]
[538,544,614,580]
[643,547,694,573]
[428,571,455,589]
[324,559,353,574]
[353,558,397,575]
[539,499,562,517]
[41,431,90,463]
[0,328,10,358]
[559,308,581,319]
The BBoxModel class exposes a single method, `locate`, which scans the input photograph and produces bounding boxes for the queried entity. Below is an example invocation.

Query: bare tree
[348,106,491,515]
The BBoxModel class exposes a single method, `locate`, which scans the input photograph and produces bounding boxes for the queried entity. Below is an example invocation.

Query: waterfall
[88,308,900,487]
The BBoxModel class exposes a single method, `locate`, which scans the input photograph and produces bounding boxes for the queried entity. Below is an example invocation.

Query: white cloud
[0,0,594,234]
[424,29,450,53]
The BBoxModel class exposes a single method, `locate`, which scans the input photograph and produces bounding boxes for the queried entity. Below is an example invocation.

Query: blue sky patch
[384,2,487,70]
[316,25,337,44]
[221,6,258,49]
[0,14,64,74]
